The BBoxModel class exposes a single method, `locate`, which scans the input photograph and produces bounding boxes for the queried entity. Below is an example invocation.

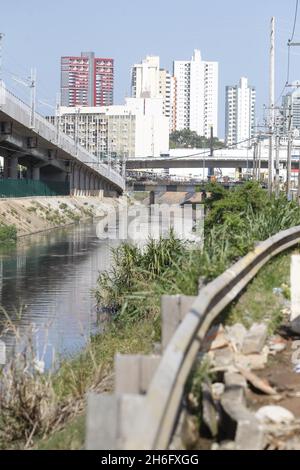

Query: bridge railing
[86,225,300,449]
[1,85,125,190]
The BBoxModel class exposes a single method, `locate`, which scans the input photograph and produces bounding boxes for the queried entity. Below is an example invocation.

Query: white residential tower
[173,49,218,138]
[225,77,256,148]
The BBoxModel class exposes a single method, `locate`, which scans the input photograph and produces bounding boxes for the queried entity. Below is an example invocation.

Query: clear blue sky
[1,0,299,137]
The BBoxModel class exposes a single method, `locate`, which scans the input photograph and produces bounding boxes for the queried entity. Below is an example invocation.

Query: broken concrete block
[224,372,247,389]
[221,386,265,450]
[235,347,269,370]
[202,383,219,437]
[241,323,268,355]
[235,417,265,450]
[213,348,235,368]
[225,323,247,352]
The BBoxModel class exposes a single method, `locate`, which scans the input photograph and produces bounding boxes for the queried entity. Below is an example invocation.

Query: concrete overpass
[126,147,300,170]
[0,84,125,195]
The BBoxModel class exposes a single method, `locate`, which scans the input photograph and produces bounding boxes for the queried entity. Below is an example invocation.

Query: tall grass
[95,183,300,324]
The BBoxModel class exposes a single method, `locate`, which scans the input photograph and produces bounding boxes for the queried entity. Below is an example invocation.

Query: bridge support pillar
[3,154,18,179]
[90,174,95,191]
[72,165,80,191]
[86,172,91,191]
[79,167,85,190]
[32,166,40,180]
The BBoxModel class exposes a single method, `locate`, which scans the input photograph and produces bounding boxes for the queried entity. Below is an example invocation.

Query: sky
[1,0,300,138]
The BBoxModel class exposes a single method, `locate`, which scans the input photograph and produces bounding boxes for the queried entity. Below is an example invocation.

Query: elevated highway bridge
[126,147,300,170]
[0,84,125,196]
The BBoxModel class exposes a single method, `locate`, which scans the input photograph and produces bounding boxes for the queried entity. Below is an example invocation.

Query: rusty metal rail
[86,225,300,450]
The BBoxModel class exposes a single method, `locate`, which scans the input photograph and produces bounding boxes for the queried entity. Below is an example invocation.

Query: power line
[275,1,299,105]
[290,0,299,42]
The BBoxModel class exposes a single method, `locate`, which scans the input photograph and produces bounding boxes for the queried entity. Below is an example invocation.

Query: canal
[0,221,119,368]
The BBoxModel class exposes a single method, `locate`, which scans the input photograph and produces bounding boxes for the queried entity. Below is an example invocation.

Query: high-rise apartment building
[225,77,256,148]
[159,69,176,132]
[282,87,300,132]
[61,52,114,107]
[50,98,169,159]
[131,55,176,132]
[173,50,218,138]
[131,55,160,99]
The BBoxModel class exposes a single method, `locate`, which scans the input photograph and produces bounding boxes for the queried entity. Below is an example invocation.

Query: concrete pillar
[86,172,91,191]
[291,255,300,334]
[3,155,18,179]
[32,167,40,180]
[72,165,79,191]
[79,167,85,190]
[91,174,96,190]
[115,354,160,395]
[161,295,196,350]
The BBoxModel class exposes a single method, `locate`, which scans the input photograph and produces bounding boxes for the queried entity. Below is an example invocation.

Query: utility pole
[269,17,275,195]
[298,155,300,205]
[56,92,61,144]
[29,68,36,129]
[208,125,214,179]
[258,133,262,180]
[286,105,293,200]
[0,33,4,83]
[275,131,280,197]
[12,68,36,129]
[252,141,258,181]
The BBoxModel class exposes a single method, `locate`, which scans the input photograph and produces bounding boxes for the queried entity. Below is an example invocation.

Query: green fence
[0,179,70,198]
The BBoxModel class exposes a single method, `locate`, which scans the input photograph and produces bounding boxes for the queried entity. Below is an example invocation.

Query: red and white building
[61,52,114,107]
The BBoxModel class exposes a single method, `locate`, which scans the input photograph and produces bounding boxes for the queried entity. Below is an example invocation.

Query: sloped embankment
[0,196,121,237]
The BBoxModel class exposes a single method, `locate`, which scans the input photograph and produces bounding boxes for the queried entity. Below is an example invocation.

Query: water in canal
[0,221,119,368]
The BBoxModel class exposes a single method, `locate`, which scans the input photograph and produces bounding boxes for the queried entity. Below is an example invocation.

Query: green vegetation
[227,251,293,333]
[2,182,300,449]
[59,203,81,222]
[0,223,17,245]
[169,129,225,149]
[0,316,154,450]
[96,182,300,326]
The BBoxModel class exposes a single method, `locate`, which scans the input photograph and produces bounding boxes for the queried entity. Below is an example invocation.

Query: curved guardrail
[122,225,300,449]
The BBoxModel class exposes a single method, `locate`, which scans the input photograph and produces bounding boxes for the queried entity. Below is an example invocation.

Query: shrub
[0,224,17,245]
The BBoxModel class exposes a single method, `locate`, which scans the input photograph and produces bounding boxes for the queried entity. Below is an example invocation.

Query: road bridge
[126,147,300,170]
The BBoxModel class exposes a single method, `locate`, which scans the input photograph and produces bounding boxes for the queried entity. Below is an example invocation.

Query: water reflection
[0,222,119,367]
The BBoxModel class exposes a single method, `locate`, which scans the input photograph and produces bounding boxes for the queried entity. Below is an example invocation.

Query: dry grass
[0,310,154,450]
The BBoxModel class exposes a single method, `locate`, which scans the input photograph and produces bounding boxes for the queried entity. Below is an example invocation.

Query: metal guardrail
[87,225,300,450]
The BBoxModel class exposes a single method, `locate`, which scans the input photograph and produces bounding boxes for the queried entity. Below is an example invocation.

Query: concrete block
[202,383,219,437]
[291,255,300,333]
[161,295,196,350]
[224,372,247,389]
[115,354,160,395]
[241,323,268,355]
[85,393,145,450]
[85,393,118,450]
[221,386,265,450]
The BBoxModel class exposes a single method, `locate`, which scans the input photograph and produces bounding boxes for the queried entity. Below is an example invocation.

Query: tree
[169,129,225,149]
